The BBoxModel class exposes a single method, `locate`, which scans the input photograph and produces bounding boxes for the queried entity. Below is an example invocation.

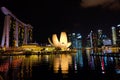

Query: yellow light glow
[53,54,72,74]
[48,32,71,51]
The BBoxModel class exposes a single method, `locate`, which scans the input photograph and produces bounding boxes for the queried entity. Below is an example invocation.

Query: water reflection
[87,51,120,75]
[0,50,119,80]
[53,53,72,73]
[75,50,83,69]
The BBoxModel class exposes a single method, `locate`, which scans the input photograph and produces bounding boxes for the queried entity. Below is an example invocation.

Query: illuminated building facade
[87,31,98,48]
[1,7,33,48]
[68,33,82,49]
[103,39,112,46]
[97,29,103,47]
[111,25,120,46]
[111,26,117,45]
[92,32,98,48]
[86,29,113,48]
[116,25,120,46]
[48,32,71,51]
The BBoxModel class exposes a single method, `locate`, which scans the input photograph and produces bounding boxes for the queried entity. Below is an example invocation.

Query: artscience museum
[48,32,71,51]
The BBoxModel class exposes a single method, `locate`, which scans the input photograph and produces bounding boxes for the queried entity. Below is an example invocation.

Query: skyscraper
[97,29,103,47]
[111,26,117,45]
[116,25,120,46]
[68,33,82,49]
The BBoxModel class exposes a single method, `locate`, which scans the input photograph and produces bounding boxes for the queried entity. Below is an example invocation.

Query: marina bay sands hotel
[0,7,33,48]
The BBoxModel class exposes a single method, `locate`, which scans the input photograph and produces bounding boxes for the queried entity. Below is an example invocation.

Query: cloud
[80,0,120,10]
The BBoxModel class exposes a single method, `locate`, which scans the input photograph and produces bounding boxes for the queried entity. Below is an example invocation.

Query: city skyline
[0,0,120,43]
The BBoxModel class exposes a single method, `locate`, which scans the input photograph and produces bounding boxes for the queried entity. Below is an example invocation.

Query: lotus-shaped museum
[48,32,71,51]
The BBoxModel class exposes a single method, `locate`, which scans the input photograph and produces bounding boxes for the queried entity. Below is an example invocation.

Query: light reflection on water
[53,54,72,73]
[0,50,119,80]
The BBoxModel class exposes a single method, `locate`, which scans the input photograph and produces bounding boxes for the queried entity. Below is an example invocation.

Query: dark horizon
[0,0,120,44]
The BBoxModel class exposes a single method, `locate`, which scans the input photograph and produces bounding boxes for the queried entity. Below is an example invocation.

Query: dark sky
[0,0,120,43]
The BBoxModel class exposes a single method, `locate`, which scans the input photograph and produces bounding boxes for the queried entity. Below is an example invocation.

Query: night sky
[0,0,120,44]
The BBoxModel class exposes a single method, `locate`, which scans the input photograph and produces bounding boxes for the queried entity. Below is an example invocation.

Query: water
[0,50,120,80]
